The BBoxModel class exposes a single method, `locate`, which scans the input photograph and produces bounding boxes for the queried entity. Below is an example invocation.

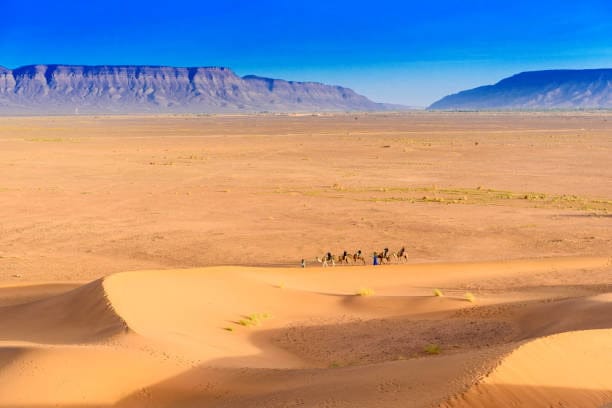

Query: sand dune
[442,329,612,408]
[0,256,609,407]
[0,342,185,406]
[0,279,127,344]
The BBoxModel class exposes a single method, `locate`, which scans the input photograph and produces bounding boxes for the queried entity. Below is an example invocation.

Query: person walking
[373,252,379,266]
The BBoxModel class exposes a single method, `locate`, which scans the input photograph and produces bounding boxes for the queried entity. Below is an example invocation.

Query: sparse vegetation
[24,137,65,142]
[177,154,207,161]
[465,292,476,303]
[237,312,272,327]
[357,288,375,296]
[424,344,441,355]
[433,289,444,297]
[237,319,255,327]
[269,185,611,213]
[148,161,174,166]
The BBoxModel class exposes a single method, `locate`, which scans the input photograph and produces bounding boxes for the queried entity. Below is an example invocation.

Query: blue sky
[1,1,610,106]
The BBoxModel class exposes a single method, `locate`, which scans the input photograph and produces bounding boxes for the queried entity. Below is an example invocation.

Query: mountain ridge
[429,69,612,110]
[0,64,391,114]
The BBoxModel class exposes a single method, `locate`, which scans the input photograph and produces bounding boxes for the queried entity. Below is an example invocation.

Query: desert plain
[0,111,610,407]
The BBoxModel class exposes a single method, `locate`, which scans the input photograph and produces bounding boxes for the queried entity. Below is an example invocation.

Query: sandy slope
[0,257,610,407]
[442,328,612,408]
[0,280,127,344]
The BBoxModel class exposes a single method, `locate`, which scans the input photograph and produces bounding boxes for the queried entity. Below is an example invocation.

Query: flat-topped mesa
[429,68,612,110]
[0,64,386,114]
[242,74,370,108]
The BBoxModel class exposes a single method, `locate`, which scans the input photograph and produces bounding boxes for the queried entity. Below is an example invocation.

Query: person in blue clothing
[372,252,379,266]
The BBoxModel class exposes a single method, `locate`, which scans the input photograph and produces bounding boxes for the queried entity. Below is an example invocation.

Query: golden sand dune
[0,257,609,407]
[443,329,612,408]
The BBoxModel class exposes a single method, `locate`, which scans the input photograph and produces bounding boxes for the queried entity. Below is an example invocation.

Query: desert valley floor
[0,112,610,407]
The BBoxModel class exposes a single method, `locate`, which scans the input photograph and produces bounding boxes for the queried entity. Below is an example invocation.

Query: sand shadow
[109,359,612,408]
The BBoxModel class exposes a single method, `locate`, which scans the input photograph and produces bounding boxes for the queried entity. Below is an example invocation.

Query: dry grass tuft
[356,288,375,297]
[237,312,272,327]
[424,344,441,355]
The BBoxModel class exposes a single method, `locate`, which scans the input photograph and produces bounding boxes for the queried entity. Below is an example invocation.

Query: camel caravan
[314,247,408,267]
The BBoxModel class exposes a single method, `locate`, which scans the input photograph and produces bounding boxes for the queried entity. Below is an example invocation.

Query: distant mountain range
[0,64,397,114]
[429,69,612,110]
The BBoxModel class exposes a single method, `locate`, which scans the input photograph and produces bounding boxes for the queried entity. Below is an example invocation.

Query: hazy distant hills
[429,69,612,110]
[0,65,393,114]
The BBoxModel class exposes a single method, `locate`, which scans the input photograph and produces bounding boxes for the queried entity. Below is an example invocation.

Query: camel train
[315,247,408,267]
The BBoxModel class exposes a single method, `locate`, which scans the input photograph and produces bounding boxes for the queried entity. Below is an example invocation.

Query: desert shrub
[238,312,272,327]
[357,288,374,296]
[464,292,476,302]
[433,289,444,297]
[424,344,441,355]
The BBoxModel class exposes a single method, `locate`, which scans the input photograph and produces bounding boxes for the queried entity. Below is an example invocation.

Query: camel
[377,248,392,264]
[337,250,353,265]
[315,252,336,267]
[392,246,408,263]
[352,250,366,264]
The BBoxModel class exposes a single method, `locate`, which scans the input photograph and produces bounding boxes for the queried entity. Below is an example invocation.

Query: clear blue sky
[1,1,610,106]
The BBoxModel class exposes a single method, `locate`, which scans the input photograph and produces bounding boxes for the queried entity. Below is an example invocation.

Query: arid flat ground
[0,112,610,407]
[1,112,611,281]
